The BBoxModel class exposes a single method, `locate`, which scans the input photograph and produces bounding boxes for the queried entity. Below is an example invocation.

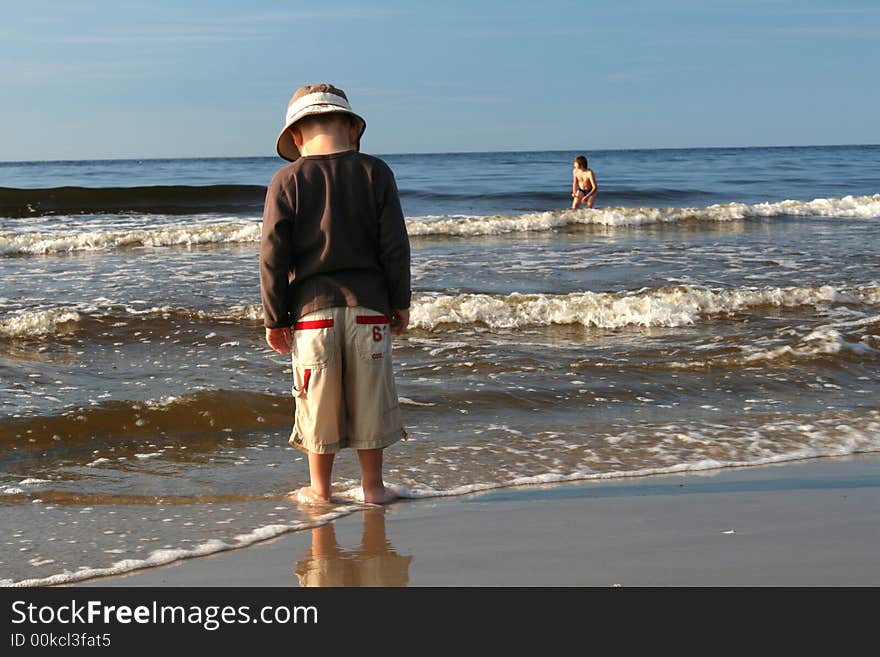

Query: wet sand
[79,455,880,587]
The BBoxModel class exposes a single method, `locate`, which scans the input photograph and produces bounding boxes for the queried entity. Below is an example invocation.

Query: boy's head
[291,112,360,153]
[276,83,367,162]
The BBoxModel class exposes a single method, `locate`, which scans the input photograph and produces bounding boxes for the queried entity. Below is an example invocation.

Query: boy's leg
[294,451,335,504]
[357,448,398,504]
[295,451,335,503]
[289,308,346,505]
[343,306,405,504]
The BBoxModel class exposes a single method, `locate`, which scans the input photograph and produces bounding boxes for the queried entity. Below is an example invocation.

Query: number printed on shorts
[355,314,390,360]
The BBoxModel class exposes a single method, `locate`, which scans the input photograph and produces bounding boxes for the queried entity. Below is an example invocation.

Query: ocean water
[1,145,879,585]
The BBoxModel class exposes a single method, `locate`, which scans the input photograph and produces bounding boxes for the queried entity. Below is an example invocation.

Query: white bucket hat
[275,83,367,162]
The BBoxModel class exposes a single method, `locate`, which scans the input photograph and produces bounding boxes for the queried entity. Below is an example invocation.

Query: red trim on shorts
[294,319,334,330]
[355,315,389,324]
[302,368,311,392]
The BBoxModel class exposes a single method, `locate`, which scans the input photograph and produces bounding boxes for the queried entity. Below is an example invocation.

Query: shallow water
[1,145,879,585]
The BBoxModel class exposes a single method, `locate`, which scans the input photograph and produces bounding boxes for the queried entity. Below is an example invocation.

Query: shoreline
[75,453,880,587]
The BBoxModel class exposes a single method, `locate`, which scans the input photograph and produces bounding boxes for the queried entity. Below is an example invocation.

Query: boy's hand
[390,308,409,336]
[265,327,292,354]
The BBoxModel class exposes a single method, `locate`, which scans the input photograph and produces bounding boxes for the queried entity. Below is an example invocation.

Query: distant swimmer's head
[574,156,588,170]
[275,83,367,162]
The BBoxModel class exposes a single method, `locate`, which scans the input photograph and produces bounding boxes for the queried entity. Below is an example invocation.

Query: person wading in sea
[571,155,597,209]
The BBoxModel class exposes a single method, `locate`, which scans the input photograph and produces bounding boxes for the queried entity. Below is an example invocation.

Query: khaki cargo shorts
[289,305,406,454]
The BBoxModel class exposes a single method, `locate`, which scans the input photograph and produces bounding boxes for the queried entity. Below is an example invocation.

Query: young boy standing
[260,83,411,505]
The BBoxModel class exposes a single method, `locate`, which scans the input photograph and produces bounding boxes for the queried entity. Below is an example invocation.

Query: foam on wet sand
[76,455,880,587]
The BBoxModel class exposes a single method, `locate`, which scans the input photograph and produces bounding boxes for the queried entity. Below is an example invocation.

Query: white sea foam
[741,325,878,363]
[336,428,880,502]
[398,397,436,406]
[0,222,261,255]
[141,396,182,409]
[0,303,263,339]
[4,413,878,587]
[0,506,359,587]
[406,193,880,236]
[329,408,880,502]
[0,309,81,338]
[657,313,880,368]
[120,304,264,322]
[408,284,880,330]
[1,195,877,255]
[4,284,878,339]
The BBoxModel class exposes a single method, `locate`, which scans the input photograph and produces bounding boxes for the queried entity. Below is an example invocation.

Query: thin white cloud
[46,5,407,48]
[758,25,879,40]
[354,86,509,106]
[0,59,149,83]
[58,25,269,46]
[214,7,409,24]
[454,25,592,40]
[607,71,642,83]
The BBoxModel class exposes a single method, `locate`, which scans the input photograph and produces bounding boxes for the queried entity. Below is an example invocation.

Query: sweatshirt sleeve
[376,164,411,310]
[259,172,295,328]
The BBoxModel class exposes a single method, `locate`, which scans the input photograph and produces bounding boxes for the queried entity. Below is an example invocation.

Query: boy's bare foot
[291,486,332,505]
[362,486,398,505]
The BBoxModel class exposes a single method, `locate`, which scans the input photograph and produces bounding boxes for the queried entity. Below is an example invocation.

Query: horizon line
[1,142,878,165]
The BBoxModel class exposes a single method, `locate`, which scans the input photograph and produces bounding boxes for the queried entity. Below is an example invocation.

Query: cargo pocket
[292,367,314,399]
[293,317,335,368]
[354,313,391,362]
[290,363,322,451]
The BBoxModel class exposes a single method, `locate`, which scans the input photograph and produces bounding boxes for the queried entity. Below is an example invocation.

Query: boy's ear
[349,118,359,149]
[291,126,304,149]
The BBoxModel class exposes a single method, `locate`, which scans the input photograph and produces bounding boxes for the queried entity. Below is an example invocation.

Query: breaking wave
[0,222,260,255]
[408,284,880,330]
[1,194,877,255]
[406,194,880,236]
[0,308,82,337]
[2,284,878,340]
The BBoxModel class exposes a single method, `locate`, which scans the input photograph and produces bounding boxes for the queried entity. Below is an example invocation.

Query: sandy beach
[75,455,880,587]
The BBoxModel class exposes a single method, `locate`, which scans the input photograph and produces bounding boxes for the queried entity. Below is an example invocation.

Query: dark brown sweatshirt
[260,150,411,329]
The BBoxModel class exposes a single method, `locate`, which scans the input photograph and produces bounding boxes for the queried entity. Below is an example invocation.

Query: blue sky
[2,0,878,160]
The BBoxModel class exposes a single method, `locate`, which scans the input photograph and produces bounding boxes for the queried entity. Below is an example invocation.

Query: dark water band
[0,184,267,217]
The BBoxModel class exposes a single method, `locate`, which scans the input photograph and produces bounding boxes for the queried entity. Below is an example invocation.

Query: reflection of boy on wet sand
[295,508,412,587]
